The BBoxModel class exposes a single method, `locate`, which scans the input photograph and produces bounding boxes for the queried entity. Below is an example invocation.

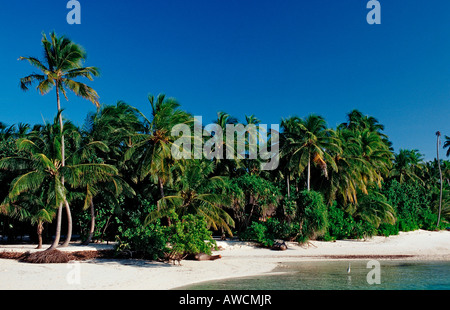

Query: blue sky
[0,0,449,160]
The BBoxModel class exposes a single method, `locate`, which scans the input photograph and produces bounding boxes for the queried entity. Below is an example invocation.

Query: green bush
[323,202,355,240]
[167,214,217,256]
[296,190,328,243]
[240,218,299,247]
[382,180,436,231]
[114,200,168,260]
[240,221,273,247]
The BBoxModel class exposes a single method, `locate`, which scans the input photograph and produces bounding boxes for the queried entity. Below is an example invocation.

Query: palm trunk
[49,84,64,250]
[158,177,165,199]
[36,220,43,249]
[82,197,95,245]
[286,173,290,198]
[436,132,443,228]
[307,152,311,191]
[60,200,72,247]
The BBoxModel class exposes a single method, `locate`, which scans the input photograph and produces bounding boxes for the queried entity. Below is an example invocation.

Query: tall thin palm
[436,131,443,227]
[19,32,100,248]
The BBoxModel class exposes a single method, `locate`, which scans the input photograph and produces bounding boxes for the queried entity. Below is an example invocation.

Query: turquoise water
[179,260,450,290]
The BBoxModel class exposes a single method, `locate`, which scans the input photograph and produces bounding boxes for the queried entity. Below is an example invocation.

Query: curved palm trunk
[436,132,443,228]
[60,200,72,247]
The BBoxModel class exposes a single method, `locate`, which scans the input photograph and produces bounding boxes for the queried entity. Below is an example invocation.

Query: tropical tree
[80,102,140,244]
[147,160,235,235]
[125,94,191,201]
[1,189,55,249]
[0,117,117,249]
[436,131,443,227]
[389,149,424,184]
[18,31,100,248]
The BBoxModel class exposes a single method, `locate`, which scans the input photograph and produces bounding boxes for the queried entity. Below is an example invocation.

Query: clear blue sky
[0,0,449,161]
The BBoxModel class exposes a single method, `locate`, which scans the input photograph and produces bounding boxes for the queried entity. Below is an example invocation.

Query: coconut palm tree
[147,160,235,235]
[125,94,191,201]
[436,131,443,227]
[0,189,55,249]
[19,31,100,248]
[389,149,424,184]
[0,116,117,249]
[79,102,140,244]
[281,114,339,192]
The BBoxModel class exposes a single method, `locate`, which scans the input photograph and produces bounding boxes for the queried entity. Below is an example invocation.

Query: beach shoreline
[0,229,449,290]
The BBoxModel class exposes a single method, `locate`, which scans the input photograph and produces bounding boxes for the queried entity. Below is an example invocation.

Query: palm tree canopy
[19,31,100,106]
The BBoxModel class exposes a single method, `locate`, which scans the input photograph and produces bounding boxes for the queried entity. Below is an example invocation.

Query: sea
[178,260,450,290]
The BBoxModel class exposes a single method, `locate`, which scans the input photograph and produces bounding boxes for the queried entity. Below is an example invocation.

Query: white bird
[347,263,351,274]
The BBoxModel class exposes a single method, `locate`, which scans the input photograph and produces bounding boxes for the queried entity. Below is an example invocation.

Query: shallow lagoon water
[179,260,450,290]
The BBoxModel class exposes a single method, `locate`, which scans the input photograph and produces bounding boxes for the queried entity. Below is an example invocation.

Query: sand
[0,229,449,290]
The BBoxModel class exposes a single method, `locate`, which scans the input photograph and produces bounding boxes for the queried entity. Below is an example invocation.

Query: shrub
[167,214,217,256]
[240,221,273,247]
[115,199,168,260]
[296,190,328,243]
[323,202,355,241]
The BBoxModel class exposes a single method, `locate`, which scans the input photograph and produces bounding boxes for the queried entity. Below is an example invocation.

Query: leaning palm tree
[19,31,100,248]
[436,131,443,227]
[0,117,116,250]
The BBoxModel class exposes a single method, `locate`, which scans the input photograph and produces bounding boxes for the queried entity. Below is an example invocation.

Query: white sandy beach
[0,229,449,290]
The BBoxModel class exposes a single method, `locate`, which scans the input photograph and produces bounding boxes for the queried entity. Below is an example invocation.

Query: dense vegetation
[0,32,449,260]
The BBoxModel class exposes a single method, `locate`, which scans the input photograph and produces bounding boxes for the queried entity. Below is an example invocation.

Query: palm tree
[0,116,117,249]
[281,114,339,191]
[19,31,100,248]
[436,131,443,227]
[80,102,140,244]
[126,94,191,201]
[0,189,55,249]
[389,149,424,184]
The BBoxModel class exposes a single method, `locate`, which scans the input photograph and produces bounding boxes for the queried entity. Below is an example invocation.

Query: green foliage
[382,180,436,231]
[322,202,354,240]
[114,199,168,260]
[296,190,328,243]
[240,218,299,247]
[167,214,217,256]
